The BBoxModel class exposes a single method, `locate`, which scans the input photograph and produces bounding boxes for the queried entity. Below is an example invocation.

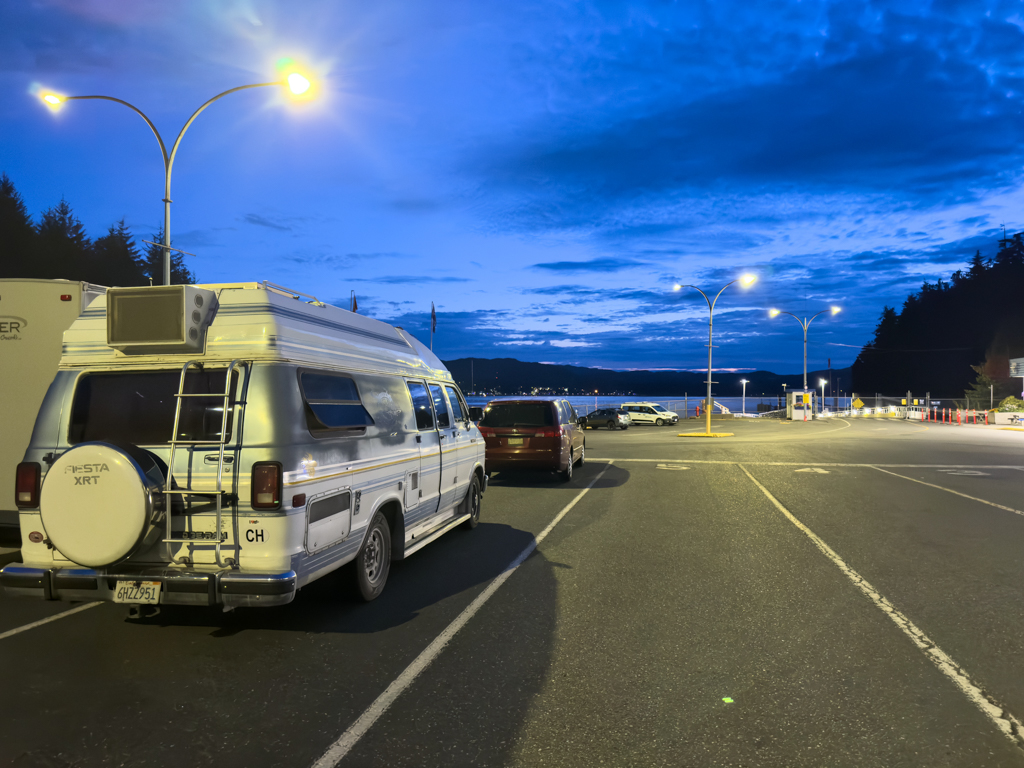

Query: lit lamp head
[769,308,780,317]
[831,305,841,315]
[820,379,827,386]
[672,283,682,291]
[277,58,316,101]
[740,273,757,286]
[40,92,65,111]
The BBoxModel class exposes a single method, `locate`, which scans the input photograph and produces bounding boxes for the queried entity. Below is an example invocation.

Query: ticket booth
[787,390,814,420]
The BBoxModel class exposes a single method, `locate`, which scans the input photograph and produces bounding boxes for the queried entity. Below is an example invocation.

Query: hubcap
[364,528,385,585]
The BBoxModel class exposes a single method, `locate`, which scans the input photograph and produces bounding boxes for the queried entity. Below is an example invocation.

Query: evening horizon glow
[3,1,1023,373]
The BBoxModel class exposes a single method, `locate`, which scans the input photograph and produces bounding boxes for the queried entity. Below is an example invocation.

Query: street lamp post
[768,306,841,392]
[819,378,827,414]
[40,69,313,285]
[740,378,748,415]
[673,274,757,435]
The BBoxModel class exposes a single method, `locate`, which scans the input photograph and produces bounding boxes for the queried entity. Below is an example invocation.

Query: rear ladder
[163,359,246,568]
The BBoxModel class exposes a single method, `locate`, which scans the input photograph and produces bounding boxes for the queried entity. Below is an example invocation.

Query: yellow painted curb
[678,432,735,438]
[1000,427,1024,432]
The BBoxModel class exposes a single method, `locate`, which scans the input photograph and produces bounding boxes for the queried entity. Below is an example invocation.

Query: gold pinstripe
[283,442,481,486]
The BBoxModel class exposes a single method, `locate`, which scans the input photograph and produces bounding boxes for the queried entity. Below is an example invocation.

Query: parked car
[477,398,585,481]
[581,407,631,430]
[620,402,679,425]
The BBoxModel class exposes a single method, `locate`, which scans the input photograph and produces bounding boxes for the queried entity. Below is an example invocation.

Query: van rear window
[300,371,374,432]
[479,403,554,428]
[69,369,237,445]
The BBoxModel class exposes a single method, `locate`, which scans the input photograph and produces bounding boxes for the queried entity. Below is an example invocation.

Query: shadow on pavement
[488,460,629,490]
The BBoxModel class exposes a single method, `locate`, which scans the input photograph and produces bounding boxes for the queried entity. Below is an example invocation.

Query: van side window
[444,386,465,422]
[300,372,374,431]
[407,381,435,430]
[429,384,451,429]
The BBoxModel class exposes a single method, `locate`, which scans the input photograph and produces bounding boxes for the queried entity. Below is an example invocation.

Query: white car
[620,402,679,426]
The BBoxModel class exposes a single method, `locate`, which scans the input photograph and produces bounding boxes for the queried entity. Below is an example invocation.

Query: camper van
[1,282,486,610]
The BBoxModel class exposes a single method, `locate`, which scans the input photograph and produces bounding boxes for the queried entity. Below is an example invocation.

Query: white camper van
[0,279,106,538]
[1,282,486,610]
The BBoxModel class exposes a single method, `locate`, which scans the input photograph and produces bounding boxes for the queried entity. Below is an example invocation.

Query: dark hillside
[852,232,1024,397]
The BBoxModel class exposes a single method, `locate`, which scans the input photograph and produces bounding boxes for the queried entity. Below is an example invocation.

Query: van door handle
[204,455,234,465]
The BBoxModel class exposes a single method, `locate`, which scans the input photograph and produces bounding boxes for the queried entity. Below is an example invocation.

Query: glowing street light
[768,305,841,392]
[819,378,827,414]
[740,378,748,415]
[37,64,317,285]
[674,274,758,435]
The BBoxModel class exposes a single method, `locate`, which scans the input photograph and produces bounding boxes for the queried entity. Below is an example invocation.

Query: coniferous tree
[90,219,147,287]
[0,173,36,276]
[36,198,91,280]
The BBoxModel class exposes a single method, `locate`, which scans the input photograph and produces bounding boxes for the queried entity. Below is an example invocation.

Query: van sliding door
[406,381,442,536]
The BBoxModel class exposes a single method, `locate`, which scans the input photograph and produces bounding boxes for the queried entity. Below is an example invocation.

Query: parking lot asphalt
[3,417,1024,767]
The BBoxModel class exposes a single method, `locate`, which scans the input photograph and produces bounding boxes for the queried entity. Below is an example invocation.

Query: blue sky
[3,0,1023,373]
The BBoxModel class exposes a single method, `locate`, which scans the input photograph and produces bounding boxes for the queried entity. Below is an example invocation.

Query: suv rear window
[480,402,554,428]
[69,369,238,445]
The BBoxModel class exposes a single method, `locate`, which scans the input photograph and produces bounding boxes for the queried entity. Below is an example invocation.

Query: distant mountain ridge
[443,357,852,397]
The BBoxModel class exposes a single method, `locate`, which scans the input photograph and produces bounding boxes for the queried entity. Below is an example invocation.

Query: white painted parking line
[591,458,1024,469]
[656,464,690,471]
[312,461,616,768]
[0,601,102,641]
[795,467,829,473]
[738,464,1024,752]
[869,466,1024,519]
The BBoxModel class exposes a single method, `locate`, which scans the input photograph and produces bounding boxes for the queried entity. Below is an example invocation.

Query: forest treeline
[852,232,1024,400]
[0,173,195,286]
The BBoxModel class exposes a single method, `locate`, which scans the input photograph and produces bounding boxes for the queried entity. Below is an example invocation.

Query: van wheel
[655,418,664,426]
[460,475,482,530]
[561,451,573,482]
[355,512,391,601]
[577,442,585,466]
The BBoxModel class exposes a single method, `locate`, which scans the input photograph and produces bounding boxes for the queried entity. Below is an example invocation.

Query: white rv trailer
[0,279,106,537]
[1,282,486,609]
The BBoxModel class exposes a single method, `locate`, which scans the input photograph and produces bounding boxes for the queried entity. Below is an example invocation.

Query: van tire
[561,450,573,482]
[355,511,391,601]
[460,475,482,530]
[655,418,664,426]
[578,442,585,466]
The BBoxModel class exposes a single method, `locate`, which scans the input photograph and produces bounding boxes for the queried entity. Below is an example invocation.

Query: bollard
[985,410,989,425]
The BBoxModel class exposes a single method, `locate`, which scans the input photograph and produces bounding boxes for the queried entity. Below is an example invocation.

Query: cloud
[351,275,473,284]
[242,214,292,231]
[532,257,648,272]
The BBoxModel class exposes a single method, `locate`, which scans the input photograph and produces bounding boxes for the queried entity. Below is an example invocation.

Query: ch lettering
[246,529,264,542]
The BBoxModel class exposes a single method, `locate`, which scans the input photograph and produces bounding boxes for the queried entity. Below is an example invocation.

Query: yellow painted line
[870,466,1024,518]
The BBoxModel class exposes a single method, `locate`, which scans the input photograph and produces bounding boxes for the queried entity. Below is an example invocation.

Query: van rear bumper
[0,565,297,608]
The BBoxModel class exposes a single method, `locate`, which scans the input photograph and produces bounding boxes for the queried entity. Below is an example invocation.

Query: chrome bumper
[0,564,297,608]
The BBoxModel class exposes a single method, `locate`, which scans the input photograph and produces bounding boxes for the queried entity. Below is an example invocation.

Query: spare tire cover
[41,442,161,568]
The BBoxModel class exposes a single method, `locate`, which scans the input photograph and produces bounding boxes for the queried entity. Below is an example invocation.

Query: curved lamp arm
[63,95,169,166]
[166,81,280,195]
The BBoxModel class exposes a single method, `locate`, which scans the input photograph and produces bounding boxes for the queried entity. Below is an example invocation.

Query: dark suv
[477,398,586,481]
[581,408,631,430]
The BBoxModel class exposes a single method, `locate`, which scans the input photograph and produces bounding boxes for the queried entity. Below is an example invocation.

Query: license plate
[113,580,161,605]
[507,438,523,445]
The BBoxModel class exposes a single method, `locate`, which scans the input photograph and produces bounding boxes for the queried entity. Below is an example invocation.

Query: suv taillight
[15,462,40,509]
[534,428,563,437]
[251,462,282,510]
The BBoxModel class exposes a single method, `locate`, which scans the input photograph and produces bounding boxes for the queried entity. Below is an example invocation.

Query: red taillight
[60,294,72,301]
[15,462,40,509]
[534,428,562,438]
[251,462,282,509]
